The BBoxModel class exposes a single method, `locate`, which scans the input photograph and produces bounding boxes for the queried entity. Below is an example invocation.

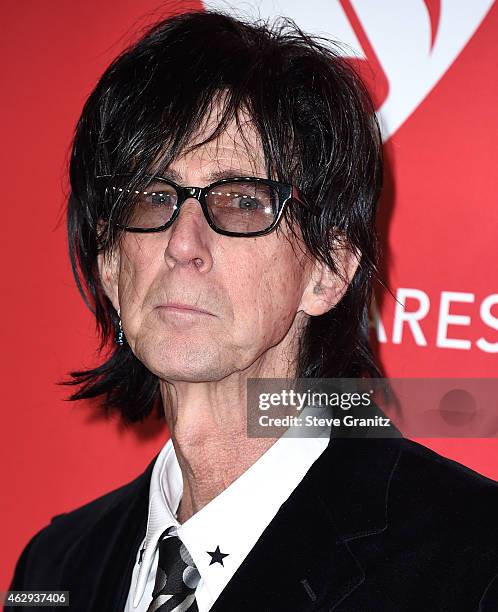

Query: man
[7,10,498,612]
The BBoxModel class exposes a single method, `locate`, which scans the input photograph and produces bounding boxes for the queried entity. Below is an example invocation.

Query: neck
[159,328,302,523]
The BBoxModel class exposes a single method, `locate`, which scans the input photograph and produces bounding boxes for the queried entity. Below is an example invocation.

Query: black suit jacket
[7,434,498,611]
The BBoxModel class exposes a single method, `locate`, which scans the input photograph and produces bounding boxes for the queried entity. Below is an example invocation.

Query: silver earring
[116,310,126,346]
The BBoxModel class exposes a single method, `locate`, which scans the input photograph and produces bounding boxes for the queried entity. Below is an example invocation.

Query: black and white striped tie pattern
[146,526,201,612]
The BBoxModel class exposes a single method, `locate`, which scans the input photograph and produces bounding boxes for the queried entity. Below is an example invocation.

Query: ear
[299,237,360,317]
[96,222,120,312]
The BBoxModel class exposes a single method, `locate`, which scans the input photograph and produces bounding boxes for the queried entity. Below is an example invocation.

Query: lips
[155,302,214,316]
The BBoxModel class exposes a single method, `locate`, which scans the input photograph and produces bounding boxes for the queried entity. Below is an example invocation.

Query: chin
[155,362,234,383]
[134,335,233,382]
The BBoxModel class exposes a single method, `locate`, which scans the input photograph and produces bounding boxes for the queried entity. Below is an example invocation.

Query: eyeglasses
[96,173,309,237]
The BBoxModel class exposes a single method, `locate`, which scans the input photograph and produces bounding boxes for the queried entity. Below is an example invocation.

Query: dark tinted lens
[206,181,279,233]
[108,177,178,229]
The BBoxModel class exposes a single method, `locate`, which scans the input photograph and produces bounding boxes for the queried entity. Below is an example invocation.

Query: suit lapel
[59,453,158,612]
[211,436,403,611]
[55,422,403,611]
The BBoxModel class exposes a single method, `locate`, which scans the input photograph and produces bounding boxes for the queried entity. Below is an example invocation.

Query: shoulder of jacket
[391,437,498,527]
[396,437,498,491]
[20,455,155,560]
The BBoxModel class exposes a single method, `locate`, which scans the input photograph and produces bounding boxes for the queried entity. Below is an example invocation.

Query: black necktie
[146,526,200,612]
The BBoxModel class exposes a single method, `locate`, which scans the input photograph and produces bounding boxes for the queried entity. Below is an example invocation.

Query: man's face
[100,114,316,383]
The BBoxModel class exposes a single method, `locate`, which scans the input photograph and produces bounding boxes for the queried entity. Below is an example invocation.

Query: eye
[207,181,277,217]
[236,195,260,210]
[146,191,175,207]
[139,183,178,209]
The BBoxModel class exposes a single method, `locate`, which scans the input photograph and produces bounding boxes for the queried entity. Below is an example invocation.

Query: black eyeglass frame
[96,173,311,238]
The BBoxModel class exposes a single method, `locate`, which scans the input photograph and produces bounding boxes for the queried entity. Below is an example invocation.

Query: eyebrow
[159,168,267,184]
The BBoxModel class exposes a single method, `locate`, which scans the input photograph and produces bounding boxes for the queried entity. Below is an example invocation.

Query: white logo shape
[205,0,494,140]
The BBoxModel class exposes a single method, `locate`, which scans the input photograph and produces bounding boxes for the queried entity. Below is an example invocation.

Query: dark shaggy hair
[63,9,384,423]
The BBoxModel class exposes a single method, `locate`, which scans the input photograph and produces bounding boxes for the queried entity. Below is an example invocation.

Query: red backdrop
[1,0,497,588]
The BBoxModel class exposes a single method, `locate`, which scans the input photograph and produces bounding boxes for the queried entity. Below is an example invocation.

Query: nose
[163,197,213,272]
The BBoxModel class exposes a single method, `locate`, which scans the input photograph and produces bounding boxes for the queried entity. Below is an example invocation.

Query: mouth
[155,302,215,317]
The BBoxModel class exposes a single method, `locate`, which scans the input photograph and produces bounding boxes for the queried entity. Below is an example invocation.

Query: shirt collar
[133,411,330,608]
[177,433,329,604]
[132,439,181,606]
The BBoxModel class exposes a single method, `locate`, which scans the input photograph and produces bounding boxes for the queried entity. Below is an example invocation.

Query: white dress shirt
[124,420,330,612]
